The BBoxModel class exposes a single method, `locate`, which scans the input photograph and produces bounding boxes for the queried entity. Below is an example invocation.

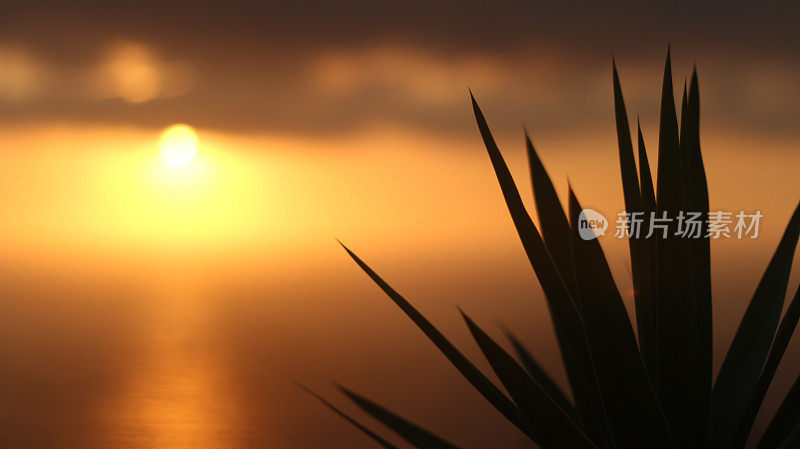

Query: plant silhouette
[303,50,800,449]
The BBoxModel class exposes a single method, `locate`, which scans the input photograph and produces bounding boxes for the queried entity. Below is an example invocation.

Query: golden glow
[0,45,44,102]
[97,283,247,448]
[1,123,798,263]
[98,42,160,103]
[160,124,198,167]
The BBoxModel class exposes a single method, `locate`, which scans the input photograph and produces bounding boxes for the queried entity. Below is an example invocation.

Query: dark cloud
[5,1,799,58]
[2,0,799,137]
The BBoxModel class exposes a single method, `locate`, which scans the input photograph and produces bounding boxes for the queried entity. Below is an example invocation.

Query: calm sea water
[1,246,797,449]
[0,258,539,449]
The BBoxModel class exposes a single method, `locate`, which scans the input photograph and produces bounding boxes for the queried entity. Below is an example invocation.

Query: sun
[160,124,198,167]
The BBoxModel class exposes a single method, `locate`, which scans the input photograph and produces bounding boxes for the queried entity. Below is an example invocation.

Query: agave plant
[303,51,800,449]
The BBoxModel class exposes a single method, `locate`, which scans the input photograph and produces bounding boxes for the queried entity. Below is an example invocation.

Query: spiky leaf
[711,202,800,449]
[471,93,611,446]
[503,328,577,420]
[339,243,535,439]
[613,61,657,380]
[775,422,800,449]
[461,312,596,449]
[340,386,463,449]
[296,383,402,449]
[568,189,675,449]
[653,49,698,449]
[734,285,800,448]
[635,119,658,378]
[681,69,713,448]
[526,132,578,300]
[756,372,800,449]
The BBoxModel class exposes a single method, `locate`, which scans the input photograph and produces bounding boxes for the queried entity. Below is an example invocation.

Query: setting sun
[160,124,198,167]
[3,4,800,449]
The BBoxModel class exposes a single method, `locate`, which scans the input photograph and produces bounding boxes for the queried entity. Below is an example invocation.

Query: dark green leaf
[612,60,642,212]
[471,92,611,446]
[756,372,800,449]
[461,312,597,449]
[340,386,463,449]
[339,242,534,439]
[681,69,713,449]
[712,202,800,449]
[638,121,656,219]
[296,382,402,449]
[613,60,656,380]
[568,189,675,449]
[503,327,577,421]
[775,422,800,449]
[680,80,688,136]
[636,119,658,379]
[654,49,698,449]
[734,285,800,449]
[526,131,578,300]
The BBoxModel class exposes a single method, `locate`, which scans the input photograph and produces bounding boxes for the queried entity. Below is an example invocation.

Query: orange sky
[1,3,800,448]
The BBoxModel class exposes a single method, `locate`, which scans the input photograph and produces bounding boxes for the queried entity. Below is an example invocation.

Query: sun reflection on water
[95,282,250,449]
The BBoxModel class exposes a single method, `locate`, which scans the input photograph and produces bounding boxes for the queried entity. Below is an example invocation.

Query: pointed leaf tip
[299,383,403,449]
[338,240,357,258]
[461,311,597,449]
[501,327,579,422]
[712,201,800,448]
[339,244,537,438]
[339,386,463,449]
